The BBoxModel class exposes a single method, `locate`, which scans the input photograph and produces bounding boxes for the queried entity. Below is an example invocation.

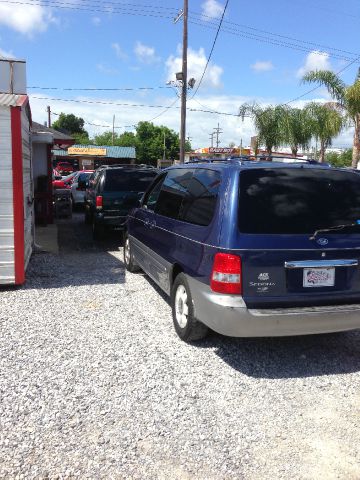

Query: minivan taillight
[96,195,103,208]
[210,253,242,294]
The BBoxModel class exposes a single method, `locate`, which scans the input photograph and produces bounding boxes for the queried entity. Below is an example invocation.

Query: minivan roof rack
[96,163,157,169]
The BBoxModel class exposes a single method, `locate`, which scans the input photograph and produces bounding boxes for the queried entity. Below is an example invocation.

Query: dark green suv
[84,165,158,239]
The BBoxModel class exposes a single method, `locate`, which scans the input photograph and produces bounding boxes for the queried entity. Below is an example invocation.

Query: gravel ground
[1,213,360,479]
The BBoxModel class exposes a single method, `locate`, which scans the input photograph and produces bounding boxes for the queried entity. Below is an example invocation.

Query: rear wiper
[309,221,360,240]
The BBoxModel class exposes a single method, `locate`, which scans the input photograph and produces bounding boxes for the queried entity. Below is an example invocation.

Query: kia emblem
[317,238,329,246]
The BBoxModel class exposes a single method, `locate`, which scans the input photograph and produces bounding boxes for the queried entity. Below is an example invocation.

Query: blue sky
[1,0,359,149]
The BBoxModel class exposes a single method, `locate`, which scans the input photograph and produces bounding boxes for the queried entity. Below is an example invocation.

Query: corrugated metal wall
[21,108,33,269]
[0,105,15,284]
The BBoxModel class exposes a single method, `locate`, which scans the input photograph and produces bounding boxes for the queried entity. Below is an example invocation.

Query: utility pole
[213,123,223,148]
[47,105,51,127]
[163,131,166,161]
[209,132,215,147]
[112,115,115,145]
[240,138,243,155]
[179,0,188,163]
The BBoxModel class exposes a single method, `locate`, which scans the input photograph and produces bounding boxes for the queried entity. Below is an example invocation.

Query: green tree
[52,113,88,137]
[305,103,344,162]
[136,122,180,165]
[325,149,352,167]
[72,133,93,145]
[302,69,360,167]
[282,107,313,156]
[118,131,137,148]
[239,103,286,156]
[93,131,137,147]
[94,131,115,145]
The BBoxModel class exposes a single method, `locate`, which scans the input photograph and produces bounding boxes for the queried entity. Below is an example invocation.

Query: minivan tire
[171,273,209,342]
[123,233,141,273]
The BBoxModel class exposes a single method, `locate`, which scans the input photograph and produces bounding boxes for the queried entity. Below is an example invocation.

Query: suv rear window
[104,169,157,192]
[239,168,360,234]
[78,172,92,182]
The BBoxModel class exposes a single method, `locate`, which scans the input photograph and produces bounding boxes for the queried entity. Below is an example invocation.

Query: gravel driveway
[1,213,360,479]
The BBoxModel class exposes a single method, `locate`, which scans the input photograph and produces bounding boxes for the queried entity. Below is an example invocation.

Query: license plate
[303,267,335,287]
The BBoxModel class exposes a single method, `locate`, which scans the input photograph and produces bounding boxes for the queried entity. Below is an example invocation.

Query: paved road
[1,213,359,479]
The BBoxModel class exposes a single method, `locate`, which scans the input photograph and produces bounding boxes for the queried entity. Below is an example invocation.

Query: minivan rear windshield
[239,168,360,234]
[104,169,157,192]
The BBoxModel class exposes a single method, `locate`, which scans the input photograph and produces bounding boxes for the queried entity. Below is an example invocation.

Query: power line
[285,53,360,104]
[147,96,180,122]
[0,0,175,19]
[189,11,360,59]
[3,0,358,64]
[191,0,229,99]
[32,95,245,117]
[188,19,358,63]
[27,85,173,91]
[2,0,357,65]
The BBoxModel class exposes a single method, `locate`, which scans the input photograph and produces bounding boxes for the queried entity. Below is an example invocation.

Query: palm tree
[305,102,344,162]
[282,107,313,157]
[239,103,286,156]
[302,69,360,167]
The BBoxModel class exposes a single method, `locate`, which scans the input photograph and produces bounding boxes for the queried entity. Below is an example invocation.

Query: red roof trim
[11,106,25,285]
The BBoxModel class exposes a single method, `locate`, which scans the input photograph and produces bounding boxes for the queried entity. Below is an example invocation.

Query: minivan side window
[179,169,221,226]
[143,174,166,211]
[155,169,193,219]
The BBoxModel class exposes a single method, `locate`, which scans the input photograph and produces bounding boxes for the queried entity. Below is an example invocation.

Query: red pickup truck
[56,162,74,175]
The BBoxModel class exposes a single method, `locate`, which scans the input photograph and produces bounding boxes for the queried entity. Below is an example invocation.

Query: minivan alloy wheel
[175,285,189,328]
[124,237,131,265]
[171,273,209,342]
[123,233,140,273]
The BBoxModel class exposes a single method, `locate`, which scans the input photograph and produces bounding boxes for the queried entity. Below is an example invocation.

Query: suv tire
[123,233,141,272]
[92,217,105,240]
[84,206,92,224]
[171,273,209,342]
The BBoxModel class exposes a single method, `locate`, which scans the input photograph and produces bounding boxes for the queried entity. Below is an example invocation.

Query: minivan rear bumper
[187,276,360,337]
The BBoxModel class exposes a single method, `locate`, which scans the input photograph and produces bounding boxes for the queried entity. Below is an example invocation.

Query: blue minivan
[124,159,360,341]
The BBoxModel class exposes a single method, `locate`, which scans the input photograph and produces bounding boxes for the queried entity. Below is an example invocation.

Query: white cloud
[297,50,332,78]
[0,4,55,35]
[96,63,118,75]
[0,48,15,59]
[201,0,224,19]
[250,61,274,73]
[28,93,354,153]
[112,43,127,61]
[92,17,101,26]
[134,41,160,64]
[166,45,223,89]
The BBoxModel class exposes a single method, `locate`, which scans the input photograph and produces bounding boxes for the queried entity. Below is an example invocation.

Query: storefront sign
[209,147,235,154]
[68,147,107,156]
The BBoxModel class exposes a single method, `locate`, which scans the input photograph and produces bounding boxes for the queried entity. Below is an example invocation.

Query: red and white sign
[209,147,235,154]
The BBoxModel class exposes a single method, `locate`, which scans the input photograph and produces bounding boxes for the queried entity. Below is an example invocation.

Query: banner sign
[68,147,107,156]
[209,147,235,154]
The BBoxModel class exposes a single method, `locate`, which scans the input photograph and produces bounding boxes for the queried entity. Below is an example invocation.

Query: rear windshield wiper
[309,221,360,240]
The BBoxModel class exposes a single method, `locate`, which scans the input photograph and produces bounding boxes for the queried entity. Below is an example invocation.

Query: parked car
[52,175,71,190]
[56,162,74,175]
[124,159,360,342]
[84,165,158,239]
[71,170,94,208]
